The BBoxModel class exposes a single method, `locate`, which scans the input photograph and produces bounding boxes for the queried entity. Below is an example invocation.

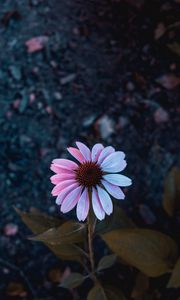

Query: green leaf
[167,258,180,288]
[15,208,84,263]
[96,205,136,235]
[15,207,63,234]
[101,229,178,277]
[30,221,85,245]
[97,254,116,272]
[47,243,83,263]
[61,272,85,289]
[87,284,126,300]
[163,167,180,216]
[131,272,149,299]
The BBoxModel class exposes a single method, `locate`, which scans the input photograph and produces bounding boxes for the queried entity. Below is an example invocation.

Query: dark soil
[0,0,180,299]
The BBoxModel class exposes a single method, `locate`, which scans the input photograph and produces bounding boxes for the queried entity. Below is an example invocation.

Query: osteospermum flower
[50,142,132,221]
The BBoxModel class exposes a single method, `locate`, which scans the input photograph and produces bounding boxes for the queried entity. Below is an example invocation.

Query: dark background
[0,0,179,299]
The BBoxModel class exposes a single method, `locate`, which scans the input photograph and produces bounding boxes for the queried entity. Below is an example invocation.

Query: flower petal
[91,143,104,162]
[51,179,77,196]
[53,159,78,170]
[50,164,74,174]
[67,147,84,163]
[50,173,75,185]
[92,188,105,220]
[101,151,126,173]
[103,174,132,187]
[96,186,113,215]
[61,186,82,213]
[98,146,115,164]
[101,179,125,200]
[76,141,91,161]
[56,183,79,205]
[76,188,89,221]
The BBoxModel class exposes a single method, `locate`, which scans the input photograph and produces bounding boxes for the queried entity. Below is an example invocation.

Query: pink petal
[56,183,79,205]
[51,179,77,196]
[67,147,84,163]
[61,186,82,213]
[50,173,75,185]
[76,141,91,161]
[76,188,90,221]
[96,186,113,215]
[101,180,125,200]
[92,188,105,220]
[91,143,104,162]
[97,146,115,164]
[53,159,78,170]
[101,152,126,173]
[103,174,132,187]
[50,164,74,175]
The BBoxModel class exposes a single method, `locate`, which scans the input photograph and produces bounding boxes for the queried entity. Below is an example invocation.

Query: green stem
[87,213,95,274]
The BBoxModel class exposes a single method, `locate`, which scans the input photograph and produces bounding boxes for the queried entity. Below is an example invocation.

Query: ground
[0,0,180,299]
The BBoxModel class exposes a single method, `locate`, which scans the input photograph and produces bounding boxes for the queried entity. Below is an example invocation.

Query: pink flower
[50,142,132,221]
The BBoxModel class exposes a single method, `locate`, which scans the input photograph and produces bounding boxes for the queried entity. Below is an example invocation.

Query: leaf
[7,282,27,297]
[97,254,117,271]
[15,207,63,234]
[167,258,180,288]
[47,243,83,263]
[61,272,85,289]
[30,221,85,245]
[168,42,180,57]
[131,272,149,299]
[101,229,178,277]
[96,205,135,235]
[87,284,126,300]
[15,208,83,263]
[163,167,180,216]
[156,74,180,90]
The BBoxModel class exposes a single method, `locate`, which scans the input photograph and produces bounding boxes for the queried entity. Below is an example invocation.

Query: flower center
[75,162,103,187]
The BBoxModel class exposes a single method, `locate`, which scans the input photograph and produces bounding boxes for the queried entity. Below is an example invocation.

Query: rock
[4,223,18,236]
[60,74,76,85]
[154,107,169,124]
[95,115,114,140]
[25,36,49,53]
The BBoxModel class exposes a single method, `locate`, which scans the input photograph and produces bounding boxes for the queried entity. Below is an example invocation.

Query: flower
[50,142,132,221]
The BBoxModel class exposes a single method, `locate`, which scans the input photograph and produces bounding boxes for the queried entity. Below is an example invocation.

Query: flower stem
[87,214,95,275]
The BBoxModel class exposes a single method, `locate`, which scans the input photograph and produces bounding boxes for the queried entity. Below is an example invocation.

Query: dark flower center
[75,162,103,187]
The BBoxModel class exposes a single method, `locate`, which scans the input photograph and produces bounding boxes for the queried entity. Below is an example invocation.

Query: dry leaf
[7,282,27,297]
[156,74,180,90]
[102,229,178,277]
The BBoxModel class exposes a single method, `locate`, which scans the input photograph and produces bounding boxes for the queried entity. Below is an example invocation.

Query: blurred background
[0,0,179,299]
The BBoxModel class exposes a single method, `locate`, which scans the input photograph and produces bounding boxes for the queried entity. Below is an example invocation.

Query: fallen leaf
[156,74,180,89]
[25,36,49,53]
[7,282,27,297]
[154,23,166,40]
